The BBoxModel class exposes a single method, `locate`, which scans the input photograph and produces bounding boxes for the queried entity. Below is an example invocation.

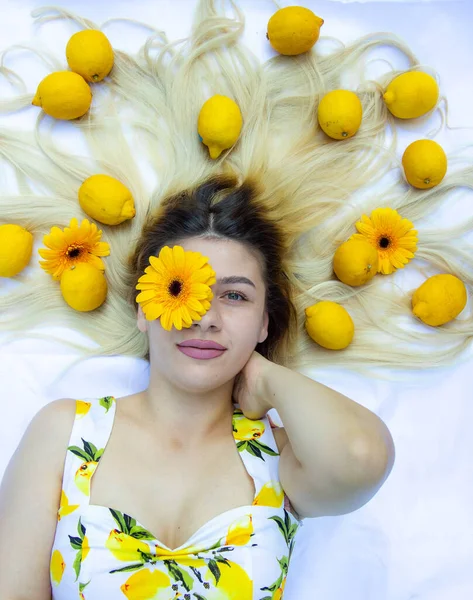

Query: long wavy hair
[0,0,472,384]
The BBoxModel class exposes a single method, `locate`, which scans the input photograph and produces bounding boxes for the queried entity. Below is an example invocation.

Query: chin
[177,374,230,394]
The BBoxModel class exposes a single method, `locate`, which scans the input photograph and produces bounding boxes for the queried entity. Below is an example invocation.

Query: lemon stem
[383,90,394,104]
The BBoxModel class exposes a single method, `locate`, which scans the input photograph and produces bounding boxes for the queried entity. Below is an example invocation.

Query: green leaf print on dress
[99,395,115,413]
[260,511,299,600]
[68,517,89,581]
[78,581,90,599]
[67,438,104,495]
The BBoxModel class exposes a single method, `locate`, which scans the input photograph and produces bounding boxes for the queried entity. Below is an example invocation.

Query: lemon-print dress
[50,396,302,599]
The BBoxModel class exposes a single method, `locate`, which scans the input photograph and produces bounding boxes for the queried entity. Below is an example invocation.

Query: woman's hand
[232,351,274,420]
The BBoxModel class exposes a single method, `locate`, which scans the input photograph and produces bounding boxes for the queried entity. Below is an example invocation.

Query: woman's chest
[88,432,256,550]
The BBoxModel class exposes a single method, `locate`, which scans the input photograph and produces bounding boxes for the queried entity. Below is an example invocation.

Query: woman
[0,0,470,597]
[0,175,394,598]
[0,172,394,600]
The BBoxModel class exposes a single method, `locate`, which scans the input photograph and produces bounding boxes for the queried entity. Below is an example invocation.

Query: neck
[140,369,236,446]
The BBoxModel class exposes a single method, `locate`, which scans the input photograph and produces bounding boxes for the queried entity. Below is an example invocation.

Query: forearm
[262,362,394,481]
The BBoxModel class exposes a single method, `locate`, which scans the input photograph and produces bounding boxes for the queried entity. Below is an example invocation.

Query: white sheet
[1,1,472,598]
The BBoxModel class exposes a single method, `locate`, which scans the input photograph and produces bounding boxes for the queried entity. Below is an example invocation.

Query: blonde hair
[0,0,472,385]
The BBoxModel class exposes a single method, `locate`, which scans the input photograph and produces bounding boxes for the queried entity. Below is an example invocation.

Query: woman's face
[137,237,269,394]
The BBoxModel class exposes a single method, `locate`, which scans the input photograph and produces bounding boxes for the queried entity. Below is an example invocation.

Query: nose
[191,298,222,331]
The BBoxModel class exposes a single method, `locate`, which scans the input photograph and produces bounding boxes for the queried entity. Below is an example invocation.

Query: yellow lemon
[120,567,171,600]
[253,481,284,508]
[305,301,355,350]
[78,174,136,225]
[75,400,92,419]
[57,490,80,521]
[74,460,98,495]
[383,71,439,119]
[232,414,265,440]
[32,71,92,120]
[333,238,379,287]
[50,549,66,586]
[267,6,324,55]
[106,530,152,562]
[0,224,33,277]
[60,262,107,312]
[402,139,447,189]
[66,29,114,83]
[224,514,253,546]
[412,274,467,327]
[318,90,363,140]
[203,559,252,599]
[82,535,90,561]
[198,94,243,159]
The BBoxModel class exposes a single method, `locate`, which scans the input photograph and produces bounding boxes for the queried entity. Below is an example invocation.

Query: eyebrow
[216,276,256,289]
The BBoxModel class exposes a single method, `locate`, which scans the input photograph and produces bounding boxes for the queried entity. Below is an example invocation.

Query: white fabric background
[1,1,472,599]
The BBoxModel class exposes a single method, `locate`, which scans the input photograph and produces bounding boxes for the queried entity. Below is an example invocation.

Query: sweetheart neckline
[85,501,270,553]
[81,399,289,552]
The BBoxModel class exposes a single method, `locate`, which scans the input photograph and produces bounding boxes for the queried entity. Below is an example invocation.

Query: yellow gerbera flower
[136,245,216,331]
[38,217,110,281]
[350,207,418,275]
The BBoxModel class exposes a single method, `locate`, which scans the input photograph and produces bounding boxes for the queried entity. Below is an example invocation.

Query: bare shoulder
[0,397,78,504]
[6,397,77,466]
[37,396,77,421]
[28,398,78,455]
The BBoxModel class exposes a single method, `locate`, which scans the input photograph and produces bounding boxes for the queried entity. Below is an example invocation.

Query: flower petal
[93,242,111,257]
[351,233,376,248]
[186,297,206,312]
[188,309,204,321]
[172,309,184,330]
[159,246,175,272]
[379,256,395,274]
[190,265,217,284]
[137,272,160,284]
[397,247,416,260]
[160,309,173,331]
[136,290,157,303]
[148,256,168,276]
[172,245,186,272]
[43,227,67,249]
[188,252,210,271]
[355,222,374,237]
[143,302,164,321]
[180,305,193,327]
[189,282,213,298]
[87,254,106,271]
[38,248,59,259]
[390,251,408,269]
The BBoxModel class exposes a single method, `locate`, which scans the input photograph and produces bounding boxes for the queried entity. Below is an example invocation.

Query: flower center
[67,246,82,258]
[168,279,183,297]
[378,236,391,249]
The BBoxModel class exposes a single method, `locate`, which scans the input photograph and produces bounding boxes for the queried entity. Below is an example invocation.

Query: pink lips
[177,339,227,360]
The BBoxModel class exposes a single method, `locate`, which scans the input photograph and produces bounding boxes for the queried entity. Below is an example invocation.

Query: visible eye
[224,290,247,302]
